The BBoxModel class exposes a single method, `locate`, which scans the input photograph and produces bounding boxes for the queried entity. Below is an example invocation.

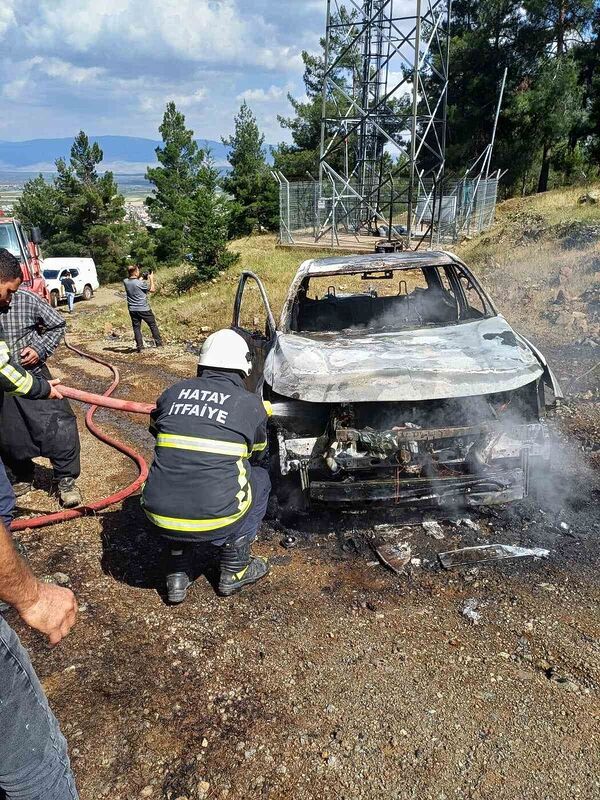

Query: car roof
[300,250,460,277]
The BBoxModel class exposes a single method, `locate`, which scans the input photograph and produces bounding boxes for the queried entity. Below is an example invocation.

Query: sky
[0,0,327,144]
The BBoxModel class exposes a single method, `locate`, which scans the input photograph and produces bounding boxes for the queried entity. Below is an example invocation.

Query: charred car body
[232,251,561,510]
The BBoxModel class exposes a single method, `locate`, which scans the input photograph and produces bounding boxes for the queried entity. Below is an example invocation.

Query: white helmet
[198,329,252,376]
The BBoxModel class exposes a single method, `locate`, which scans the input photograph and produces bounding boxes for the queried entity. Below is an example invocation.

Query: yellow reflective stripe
[0,341,34,396]
[263,401,273,417]
[235,457,249,512]
[143,486,253,532]
[233,566,249,580]
[252,441,267,453]
[0,361,33,396]
[156,433,248,458]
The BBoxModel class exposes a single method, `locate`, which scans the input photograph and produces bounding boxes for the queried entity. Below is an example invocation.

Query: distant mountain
[0,135,230,174]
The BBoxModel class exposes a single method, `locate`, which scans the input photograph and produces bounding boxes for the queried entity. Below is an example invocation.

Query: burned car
[232,251,561,510]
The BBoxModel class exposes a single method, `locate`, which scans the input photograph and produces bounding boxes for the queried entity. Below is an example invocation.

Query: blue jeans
[0,617,79,799]
[0,457,15,529]
[65,293,74,313]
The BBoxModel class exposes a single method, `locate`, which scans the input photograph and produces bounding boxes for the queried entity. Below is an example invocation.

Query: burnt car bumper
[309,468,528,507]
[276,421,544,508]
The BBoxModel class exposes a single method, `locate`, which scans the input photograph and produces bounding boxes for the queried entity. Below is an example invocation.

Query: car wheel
[50,290,60,308]
[82,284,93,300]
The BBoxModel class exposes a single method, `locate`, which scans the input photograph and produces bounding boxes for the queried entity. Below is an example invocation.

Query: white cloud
[0,3,16,36]
[0,1,324,143]
[21,0,299,72]
[39,58,105,85]
[237,85,287,103]
[2,77,28,101]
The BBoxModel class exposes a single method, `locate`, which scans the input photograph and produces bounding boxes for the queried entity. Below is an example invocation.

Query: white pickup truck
[41,257,99,308]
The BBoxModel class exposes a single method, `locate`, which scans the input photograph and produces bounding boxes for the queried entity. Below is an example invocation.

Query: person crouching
[141,329,271,602]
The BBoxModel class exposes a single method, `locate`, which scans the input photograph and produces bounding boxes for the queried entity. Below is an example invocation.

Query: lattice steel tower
[318,0,451,247]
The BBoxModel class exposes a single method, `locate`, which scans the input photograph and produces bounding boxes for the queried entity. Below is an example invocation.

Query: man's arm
[149,390,165,437]
[147,272,156,293]
[24,293,66,364]
[0,339,49,397]
[250,401,270,465]
[0,522,77,644]
[0,339,62,399]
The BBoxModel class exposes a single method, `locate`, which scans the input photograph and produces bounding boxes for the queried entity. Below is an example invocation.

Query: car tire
[82,284,93,301]
[50,290,60,308]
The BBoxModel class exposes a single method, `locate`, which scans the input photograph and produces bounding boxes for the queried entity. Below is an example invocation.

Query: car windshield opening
[43,270,60,279]
[291,265,493,334]
[0,225,23,259]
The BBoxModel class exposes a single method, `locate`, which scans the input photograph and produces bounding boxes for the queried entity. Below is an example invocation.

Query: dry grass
[456,182,600,345]
[77,184,600,348]
[82,236,331,345]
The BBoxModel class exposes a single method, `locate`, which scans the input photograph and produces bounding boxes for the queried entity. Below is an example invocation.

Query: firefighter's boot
[166,546,193,604]
[218,534,269,597]
[53,477,83,509]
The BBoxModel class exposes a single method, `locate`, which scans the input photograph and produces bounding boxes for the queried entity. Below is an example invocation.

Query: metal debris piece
[281,535,298,549]
[422,520,445,540]
[375,541,412,574]
[455,517,480,531]
[439,544,551,569]
[461,598,482,625]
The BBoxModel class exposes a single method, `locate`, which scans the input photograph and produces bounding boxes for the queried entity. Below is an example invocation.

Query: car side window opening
[455,268,492,319]
[233,272,276,341]
[235,280,269,336]
[292,265,489,334]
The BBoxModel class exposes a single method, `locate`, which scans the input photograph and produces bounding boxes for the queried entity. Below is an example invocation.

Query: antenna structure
[318,0,451,248]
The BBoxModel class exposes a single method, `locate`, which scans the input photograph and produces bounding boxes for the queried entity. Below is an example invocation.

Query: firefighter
[142,329,271,603]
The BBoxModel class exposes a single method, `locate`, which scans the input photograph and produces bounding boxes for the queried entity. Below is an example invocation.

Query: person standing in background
[60,270,77,313]
[123,265,163,353]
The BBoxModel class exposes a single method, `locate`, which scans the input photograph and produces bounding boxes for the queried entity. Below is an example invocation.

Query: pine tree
[222,102,278,236]
[14,132,141,283]
[146,102,204,264]
[186,156,239,281]
[516,56,585,192]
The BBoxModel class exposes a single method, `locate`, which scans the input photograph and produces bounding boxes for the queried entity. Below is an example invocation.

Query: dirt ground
[6,260,600,800]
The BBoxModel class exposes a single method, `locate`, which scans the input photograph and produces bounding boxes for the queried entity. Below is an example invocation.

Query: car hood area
[264,316,544,403]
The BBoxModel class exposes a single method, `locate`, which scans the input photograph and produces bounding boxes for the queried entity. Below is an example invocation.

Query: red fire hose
[12,341,155,531]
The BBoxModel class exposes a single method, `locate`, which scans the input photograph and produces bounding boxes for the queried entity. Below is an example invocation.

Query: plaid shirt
[0,288,65,373]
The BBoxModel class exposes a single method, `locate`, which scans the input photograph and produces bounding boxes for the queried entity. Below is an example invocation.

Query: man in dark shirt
[123,265,163,352]
[60,270,77,313]
[0,249,82,508]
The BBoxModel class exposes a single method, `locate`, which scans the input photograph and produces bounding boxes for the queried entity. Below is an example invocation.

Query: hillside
[75,183,600,353]
[20,180,600,800]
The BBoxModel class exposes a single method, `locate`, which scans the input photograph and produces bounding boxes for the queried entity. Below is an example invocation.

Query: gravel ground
[5,289,600,800]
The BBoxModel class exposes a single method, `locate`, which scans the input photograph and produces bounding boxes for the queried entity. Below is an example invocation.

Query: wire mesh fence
[274,172,499,249]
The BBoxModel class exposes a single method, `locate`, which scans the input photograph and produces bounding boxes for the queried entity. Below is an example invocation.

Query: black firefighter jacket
[0,338,50,405]
[141,369,268,537]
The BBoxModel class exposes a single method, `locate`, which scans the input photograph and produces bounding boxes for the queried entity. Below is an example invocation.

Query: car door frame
[231,271,277,395]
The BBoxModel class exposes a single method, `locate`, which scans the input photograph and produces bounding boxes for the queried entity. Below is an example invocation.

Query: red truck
[0,213,49,301]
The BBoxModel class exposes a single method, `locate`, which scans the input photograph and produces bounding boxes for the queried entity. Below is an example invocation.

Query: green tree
[13,175,62,239]
[186,156,239,281]
[126,223,157,272]
[517,56,585,192]
[222,101,278,235]
[146,102,204,264]
[14,132,146,283]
